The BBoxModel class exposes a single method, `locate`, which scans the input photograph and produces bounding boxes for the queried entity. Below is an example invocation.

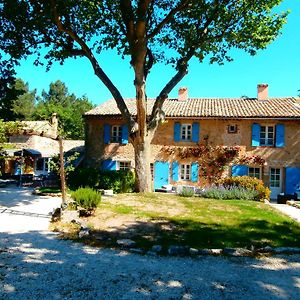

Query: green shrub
[216,176,270,201]
[67,168,135,193]
[71,187,101,211]
[200,186,259,200]
[178,186,195,197]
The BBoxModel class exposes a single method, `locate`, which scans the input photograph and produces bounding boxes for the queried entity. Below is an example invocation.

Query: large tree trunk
[133,135,152,192]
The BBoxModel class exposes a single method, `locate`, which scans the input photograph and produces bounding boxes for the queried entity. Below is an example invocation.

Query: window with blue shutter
[251,123,260,147]
[275,124,285,148]
[102,159,117,170]
[172,161,179,182]
[192,122,200,143]
[104,124,111,144]
[174,122,181,142]
[232,165,248,177]
[191,162,198,182]
[121,125,129,144]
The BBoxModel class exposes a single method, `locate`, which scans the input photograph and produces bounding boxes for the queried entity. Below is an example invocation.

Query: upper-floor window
[248,167,261,179]
[180,164,191,180]
[228,124,238,134]
[181,124,192,141]
[111,125,122,143]
[117,161,131,170]
[260,126,274,146]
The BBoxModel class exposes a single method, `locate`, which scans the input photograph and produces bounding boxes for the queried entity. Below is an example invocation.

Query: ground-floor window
[35,157,50,173]
[248,167,261,179]
[180,164,191,180]
[117,161,131,170]
[270,168,281,187]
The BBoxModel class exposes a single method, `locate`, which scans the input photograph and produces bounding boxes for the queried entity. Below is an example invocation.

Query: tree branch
[148,48,194,131]
[119,0,136,53]
[147,0,190,39]
[50,0,137,131]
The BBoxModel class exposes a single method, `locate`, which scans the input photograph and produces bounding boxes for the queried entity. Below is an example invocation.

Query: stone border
[287,200,300,209]
[55,212,300,258]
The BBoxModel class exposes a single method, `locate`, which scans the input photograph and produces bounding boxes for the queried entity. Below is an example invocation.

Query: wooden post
[59,137,67,208]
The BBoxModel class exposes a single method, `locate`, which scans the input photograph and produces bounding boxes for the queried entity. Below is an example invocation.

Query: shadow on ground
[1,230,299,299]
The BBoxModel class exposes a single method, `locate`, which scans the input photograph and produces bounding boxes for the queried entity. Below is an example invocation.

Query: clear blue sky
[15,0,299,105]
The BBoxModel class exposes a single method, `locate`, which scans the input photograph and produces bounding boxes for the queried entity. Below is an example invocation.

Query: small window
[260,126,274,146]
[36,158,44,171]
[180,164,191,180]
[111,125,122,143]
[118,161,131,170]
[228,124,237,134]
[248,167,261,179]
[181,124,192,141]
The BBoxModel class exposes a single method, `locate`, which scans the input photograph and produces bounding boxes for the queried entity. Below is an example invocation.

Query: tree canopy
[0,0,288,191]
[33,80,94,139]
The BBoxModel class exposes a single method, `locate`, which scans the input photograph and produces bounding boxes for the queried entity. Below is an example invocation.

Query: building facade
[84,85,300,199]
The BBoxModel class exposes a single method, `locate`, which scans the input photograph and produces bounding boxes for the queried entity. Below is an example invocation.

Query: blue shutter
[172,161,179,182]
[104,124,111,144]
[251,123,260,147]
[174,122,181,142]
[232,165,248,177]
[121,125,129,144]
[285,167,300,194]
[191,162,198,182]
[192,122,200,143]
[102,159,117,170]
[275,124,285,148]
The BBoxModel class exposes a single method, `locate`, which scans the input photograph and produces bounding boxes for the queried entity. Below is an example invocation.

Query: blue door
[286,167,300,195]
[154,162,169,190]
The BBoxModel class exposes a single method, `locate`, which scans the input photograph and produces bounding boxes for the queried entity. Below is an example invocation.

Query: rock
[198,249,223,256]
[103,189,114,196]
[189,248,199,255]
[78,229,90,238]
[129,248,144,254]
[51,207,61,222]
[258,246,274,253]
[168,245,189,256]
[151,245,162,253]
[223,248,253,257]
[116,239,136,248]
[147,251,158,256]
[61,210,79,223]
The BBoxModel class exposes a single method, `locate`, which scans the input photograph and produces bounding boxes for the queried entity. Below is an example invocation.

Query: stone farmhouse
[84,84,300,199]
[4,114,84,177]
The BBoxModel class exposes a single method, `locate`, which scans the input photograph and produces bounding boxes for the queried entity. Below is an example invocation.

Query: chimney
[51,113,58,137]
[257,84,268,100]
[178,87,188,101]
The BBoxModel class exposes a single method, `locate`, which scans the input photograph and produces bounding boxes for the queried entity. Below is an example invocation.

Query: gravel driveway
[1,187,300,299]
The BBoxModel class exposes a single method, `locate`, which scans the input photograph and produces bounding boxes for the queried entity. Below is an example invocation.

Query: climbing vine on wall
[160,145,265,184]
[160,145,241,183]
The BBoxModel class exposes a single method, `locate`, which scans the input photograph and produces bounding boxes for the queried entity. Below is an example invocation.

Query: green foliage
[67,168,135,193]
[178,187,195,197]
[71,187,101,211]
[33,80,94,139]
[49,152,80,180]
[217,176,271,201]
[200,186,259,201]
[0,119,21,142]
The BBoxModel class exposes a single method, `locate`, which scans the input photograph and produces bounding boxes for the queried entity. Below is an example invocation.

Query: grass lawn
[56,193,300,252]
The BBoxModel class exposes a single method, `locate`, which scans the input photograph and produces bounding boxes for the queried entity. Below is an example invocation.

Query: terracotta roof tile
[85,97,300,119]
